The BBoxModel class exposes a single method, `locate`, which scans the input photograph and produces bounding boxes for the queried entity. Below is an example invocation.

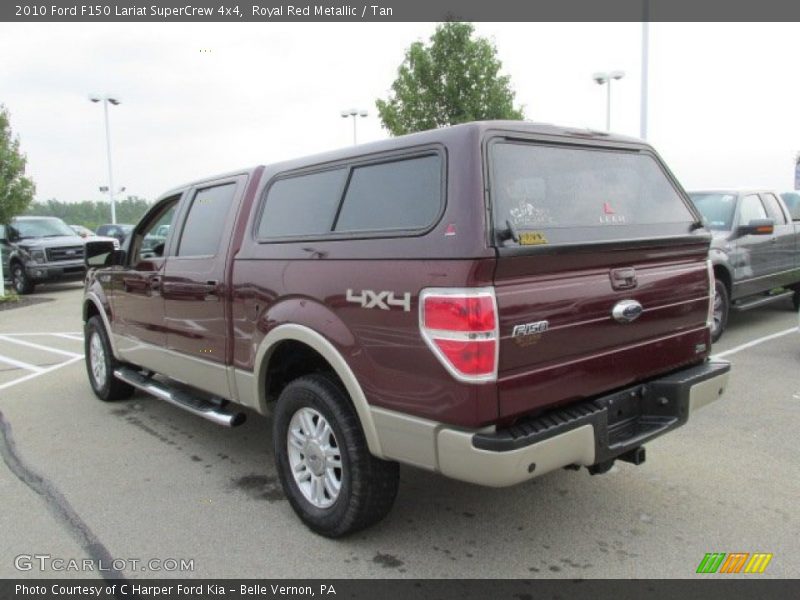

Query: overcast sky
[0,22,798,206]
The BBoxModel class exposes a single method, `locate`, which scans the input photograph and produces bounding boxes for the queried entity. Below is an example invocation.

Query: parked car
[70,224,95,238]
[1,216,88,294]
[688,190,800,341]
[95,223,133,244]
[83,121,730,537]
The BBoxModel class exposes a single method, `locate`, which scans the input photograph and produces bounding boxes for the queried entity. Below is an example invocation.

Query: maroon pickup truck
[82,121,730,537]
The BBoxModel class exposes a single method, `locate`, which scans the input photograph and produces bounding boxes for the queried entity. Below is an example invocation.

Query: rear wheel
[273,374,399,537]
[11,262,34,295]
[84,316,135,401]
[710,278,729,343]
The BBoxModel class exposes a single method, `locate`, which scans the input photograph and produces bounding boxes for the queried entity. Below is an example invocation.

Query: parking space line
[0,336,82,359]
[0,356,84,392]
[713,327,798,359]
[0,354,46,374]
[53,334,84,341]
[3,331,83,342]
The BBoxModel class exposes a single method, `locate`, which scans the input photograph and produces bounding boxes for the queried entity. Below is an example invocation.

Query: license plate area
[594,385,677,450]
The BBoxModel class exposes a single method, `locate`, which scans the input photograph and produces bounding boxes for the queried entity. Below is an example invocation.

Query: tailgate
[487,137,712,419]
[494,243,711,418]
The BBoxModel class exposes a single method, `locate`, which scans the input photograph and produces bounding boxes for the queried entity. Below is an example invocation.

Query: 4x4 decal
[346,289,411,312]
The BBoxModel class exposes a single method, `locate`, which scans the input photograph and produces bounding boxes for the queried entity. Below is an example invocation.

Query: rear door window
[760,193,787,225]
[177,183,237,256]
[489,142,694,245]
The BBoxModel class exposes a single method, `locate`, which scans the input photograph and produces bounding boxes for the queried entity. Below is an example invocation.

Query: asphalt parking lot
[0,282,797,579]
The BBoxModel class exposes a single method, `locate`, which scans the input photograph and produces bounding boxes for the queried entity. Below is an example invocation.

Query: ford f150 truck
[688,190,800,341]
[1,216,117,294]
[83,121,731,537]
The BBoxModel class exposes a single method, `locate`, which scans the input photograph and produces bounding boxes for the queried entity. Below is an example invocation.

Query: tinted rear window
[334,155,442,232]
[490,142,694,244]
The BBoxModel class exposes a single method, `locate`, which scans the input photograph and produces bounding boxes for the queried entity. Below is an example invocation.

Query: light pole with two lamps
[341,108,367,145]
[89,94,121,224]
[592,71,625,132]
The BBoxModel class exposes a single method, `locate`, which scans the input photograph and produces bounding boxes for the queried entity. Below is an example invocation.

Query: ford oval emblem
[612,299,643,323]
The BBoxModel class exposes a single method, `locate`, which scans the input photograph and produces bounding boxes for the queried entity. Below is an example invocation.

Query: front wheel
[84,316,135,402]
[711,278,729,343]
[273,374,399,537]
[11,262,35,295]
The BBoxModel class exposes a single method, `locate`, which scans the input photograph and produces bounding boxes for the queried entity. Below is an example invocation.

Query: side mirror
[736,218,774,237]
[6,227,19,243]
[85,240,117,268]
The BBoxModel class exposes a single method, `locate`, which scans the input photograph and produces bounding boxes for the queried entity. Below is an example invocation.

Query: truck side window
[178,183,236,256]
[258,169,347,238]
[334,155,442,232]
[738,194,767,225]
[761,193,787,225]
[132,196,180,264]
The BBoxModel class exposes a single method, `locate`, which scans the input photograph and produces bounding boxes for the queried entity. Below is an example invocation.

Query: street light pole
[640,19,650,139]
[592,71,625,131]
[340,108,368,145]
[89,94,121,224]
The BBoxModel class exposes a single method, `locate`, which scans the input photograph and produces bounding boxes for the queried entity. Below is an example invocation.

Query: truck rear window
[489,142,694,245]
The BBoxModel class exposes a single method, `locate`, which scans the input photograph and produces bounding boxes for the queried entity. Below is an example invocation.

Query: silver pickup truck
[689,189,800,341]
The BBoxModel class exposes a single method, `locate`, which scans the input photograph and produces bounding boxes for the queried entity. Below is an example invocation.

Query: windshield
[688,193,738,231]
[12,218,76,239]
[490,142,694,245]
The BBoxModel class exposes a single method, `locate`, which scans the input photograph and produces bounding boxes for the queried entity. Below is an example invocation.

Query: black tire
[11,262,35,295]
[273,373,399,538]
[711,278,729,344]
[84,315,135,402]
[792,288,799,312]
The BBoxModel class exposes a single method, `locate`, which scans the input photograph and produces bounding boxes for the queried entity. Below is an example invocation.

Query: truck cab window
[177,183,236,256]
[133,197,179,264]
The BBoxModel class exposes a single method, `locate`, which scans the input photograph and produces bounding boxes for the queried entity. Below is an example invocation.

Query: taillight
[706,259,715,329]
[419,288,498,382]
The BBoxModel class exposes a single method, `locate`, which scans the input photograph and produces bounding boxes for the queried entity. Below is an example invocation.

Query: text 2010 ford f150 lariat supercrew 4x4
[82,122,731,537]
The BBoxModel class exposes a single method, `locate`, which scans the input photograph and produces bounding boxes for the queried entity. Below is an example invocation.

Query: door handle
[205,280,219,296]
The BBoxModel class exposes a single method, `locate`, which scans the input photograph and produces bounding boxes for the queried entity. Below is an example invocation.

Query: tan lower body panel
[437,425,596,487]
[370,405,596,488]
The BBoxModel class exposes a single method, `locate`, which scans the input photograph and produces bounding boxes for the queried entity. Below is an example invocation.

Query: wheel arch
[83,292,118,358]
[252,324,384,458]
[713,263,733,298]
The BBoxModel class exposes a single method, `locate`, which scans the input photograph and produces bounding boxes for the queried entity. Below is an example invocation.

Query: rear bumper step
[114,367,246,428]
[435,360,730,487]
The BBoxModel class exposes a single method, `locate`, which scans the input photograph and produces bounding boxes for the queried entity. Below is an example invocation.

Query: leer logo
[696,552,773,574]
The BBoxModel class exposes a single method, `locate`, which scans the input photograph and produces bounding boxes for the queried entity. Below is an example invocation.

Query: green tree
[0,105,36,224]
[376,22,525,136]
[25,196,152,231]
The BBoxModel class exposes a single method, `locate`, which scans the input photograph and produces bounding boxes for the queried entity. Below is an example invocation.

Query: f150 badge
[512,320,549,337]
[346,289,411,312]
